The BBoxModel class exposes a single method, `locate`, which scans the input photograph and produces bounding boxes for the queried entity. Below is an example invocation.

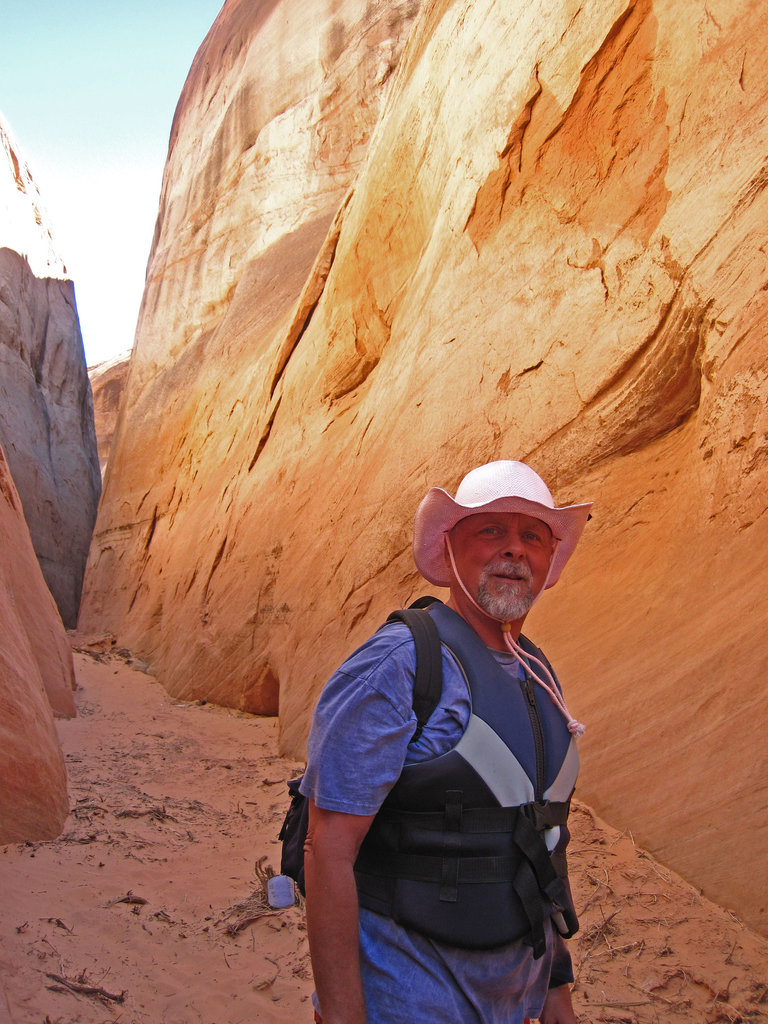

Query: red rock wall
[81,0,426,707]
[0,444,72,843]
[81,0,768,935]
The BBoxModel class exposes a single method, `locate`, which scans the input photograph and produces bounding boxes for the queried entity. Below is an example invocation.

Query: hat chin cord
[444,535,586,738]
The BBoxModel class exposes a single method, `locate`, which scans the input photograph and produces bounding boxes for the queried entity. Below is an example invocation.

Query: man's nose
[501,532,526,558]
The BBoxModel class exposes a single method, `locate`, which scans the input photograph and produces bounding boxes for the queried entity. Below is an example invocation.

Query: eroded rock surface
[81,0,768,936]
[89,353,131,474]
[0,115,101,627]
[81,0,425,690]
[0,444,72,843]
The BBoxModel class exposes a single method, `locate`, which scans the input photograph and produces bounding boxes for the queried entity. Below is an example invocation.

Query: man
[301,460,592,1024]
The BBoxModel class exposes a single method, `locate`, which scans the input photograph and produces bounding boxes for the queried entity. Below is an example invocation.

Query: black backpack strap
[386,601,443,741]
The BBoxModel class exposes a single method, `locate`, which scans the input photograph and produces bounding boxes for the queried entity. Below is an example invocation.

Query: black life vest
[354,601,579,956]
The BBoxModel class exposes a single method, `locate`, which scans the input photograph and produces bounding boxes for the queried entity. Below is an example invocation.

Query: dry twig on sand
[217,858,274,935]
[45,972,125,1004]
[116,805,177,822]
[106,890,148,907]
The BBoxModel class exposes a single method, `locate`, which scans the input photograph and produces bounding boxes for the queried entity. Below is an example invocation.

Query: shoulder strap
[386,599,442,740]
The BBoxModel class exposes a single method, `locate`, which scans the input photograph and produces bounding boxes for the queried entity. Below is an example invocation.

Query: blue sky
[1,2,224,366]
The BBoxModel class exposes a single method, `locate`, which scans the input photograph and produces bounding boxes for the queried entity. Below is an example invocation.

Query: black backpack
[278,602,443,894]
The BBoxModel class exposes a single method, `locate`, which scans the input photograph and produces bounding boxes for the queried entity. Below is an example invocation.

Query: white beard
[477,560,536,622]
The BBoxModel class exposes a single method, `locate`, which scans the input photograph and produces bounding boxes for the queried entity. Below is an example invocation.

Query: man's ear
[540,537,560,592]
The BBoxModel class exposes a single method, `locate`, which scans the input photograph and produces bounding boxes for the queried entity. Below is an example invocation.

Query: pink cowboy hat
[413,460,592,589]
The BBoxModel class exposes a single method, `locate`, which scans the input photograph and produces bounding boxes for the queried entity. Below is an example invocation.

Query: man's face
[448,512,555,622]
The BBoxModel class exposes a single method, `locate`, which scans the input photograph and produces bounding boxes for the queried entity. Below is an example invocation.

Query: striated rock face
[0,115,101,628]
[0,443,72,843]
[81,0,768,936]
[88,354,131,475]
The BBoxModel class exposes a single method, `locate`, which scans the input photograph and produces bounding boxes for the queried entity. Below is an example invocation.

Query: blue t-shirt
[301,621,572,1024]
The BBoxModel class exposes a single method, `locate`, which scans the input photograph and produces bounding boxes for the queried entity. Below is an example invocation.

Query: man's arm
[304,799,376,1024]
[539,983,578,1023]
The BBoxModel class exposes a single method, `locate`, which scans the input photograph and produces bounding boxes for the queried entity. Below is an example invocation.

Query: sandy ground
[1,645,767,1024]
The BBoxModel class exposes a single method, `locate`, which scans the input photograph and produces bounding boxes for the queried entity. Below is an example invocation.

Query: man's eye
[523,531,545,545]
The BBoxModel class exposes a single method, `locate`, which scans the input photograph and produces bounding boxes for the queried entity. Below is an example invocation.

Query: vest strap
[440,792,464,901]
[511,812,569,956]
[374,800,570,834]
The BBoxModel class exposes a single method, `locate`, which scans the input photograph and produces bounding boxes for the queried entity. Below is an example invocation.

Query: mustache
[482,559,533,583]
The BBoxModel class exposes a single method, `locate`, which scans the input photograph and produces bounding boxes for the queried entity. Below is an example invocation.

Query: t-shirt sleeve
[300,625,421,816]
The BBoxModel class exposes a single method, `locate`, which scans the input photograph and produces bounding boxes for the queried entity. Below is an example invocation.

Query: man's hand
[539,983,578,1023]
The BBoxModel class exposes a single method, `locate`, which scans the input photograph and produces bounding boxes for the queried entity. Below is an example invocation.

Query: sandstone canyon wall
[81,0,768,937]
[0,114,101,628]
[0,443,73,842]
[81,0,426,714]
[88,353,131,474]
